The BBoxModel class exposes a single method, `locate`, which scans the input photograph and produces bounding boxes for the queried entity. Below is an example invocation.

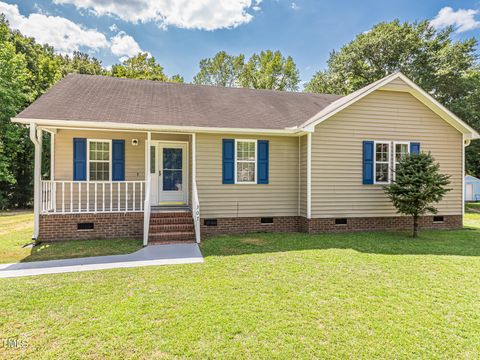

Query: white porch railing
[192,181,201,243]
[41,180,146,214]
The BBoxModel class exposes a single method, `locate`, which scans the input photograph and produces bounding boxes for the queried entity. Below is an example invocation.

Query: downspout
[29,124,42,240]
[463,136,470,217]
[307,133,312,219]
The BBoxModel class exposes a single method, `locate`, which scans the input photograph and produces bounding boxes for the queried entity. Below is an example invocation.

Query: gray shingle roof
[17,74,342,130]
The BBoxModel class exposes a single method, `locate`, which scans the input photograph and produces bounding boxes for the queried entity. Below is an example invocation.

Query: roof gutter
[12,117,307,136]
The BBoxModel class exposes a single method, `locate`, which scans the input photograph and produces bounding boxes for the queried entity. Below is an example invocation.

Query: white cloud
[109,23,118,32]
[53,0,258,30]
[291,2,299,10]
[110,31,144,60]
[431,6,480,33]
[32,3,50,15]
[0,1,109,54]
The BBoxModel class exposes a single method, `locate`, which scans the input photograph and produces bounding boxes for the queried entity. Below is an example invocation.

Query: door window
[163,148,183,191]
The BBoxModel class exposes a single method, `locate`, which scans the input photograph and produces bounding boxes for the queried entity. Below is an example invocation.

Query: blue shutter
[363,141,374,185]
[257,140,269,184]
[112,140,125,181]
[73,138,86,181]
[410,142,420,155]
[222,139,235,184]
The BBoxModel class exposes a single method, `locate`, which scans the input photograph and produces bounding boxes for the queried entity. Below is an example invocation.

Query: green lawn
[465,202,480,229]
[0,211,142,263]
[1,210,480,358]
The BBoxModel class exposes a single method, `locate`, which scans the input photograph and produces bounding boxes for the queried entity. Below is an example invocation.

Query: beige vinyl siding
[53,130,191,209]
[55,130,190,181]
[151,133,190,142]
[55,129,147,181]
[53,130,147,212]
[311,89,463,218]
[196,133,299,218]
[380,77,411,92]
[299,135,307,217]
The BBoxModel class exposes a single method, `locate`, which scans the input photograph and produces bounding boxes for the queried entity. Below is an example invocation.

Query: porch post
[143,131,152,246]
[192,133,196,193]
[307,133,312,219]
[30,124,42,240]
[50,132,55,180]
[192,133,201,243]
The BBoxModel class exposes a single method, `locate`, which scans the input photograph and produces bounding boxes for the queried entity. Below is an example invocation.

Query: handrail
[192,181,201,243]
[40,180,145,214]
[143,199,150,246]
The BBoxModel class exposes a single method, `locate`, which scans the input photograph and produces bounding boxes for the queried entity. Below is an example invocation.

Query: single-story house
[465,175,480,202]
[12,72,479,245]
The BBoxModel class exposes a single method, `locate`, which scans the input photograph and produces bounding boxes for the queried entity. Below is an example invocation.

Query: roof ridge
[15,72,345,131]
[65,73,343,98]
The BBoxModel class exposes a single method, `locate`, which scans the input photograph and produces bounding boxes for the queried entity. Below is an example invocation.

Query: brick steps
[150,211,191,218]
[148,210,195,243]
[149,231,195,242]
[150,224,194,233]
[149,217,193,225]
[149,240,196,245]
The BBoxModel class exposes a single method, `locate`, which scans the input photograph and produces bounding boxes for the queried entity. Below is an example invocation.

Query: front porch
[32,126,201,244]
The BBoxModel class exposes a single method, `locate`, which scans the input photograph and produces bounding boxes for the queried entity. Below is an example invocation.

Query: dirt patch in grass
[240,238,268,246]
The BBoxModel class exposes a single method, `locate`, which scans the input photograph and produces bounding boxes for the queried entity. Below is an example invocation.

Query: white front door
[150,142,188,205]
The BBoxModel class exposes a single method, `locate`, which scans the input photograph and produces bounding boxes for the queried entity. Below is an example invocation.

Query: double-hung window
[88,140,111,181]
[393,142,410,179]
[235,139,256,183]
[373,141,412,184]
[374,142,390,183]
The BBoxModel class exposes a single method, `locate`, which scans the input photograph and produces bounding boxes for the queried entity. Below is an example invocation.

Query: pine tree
[384,153,451,237]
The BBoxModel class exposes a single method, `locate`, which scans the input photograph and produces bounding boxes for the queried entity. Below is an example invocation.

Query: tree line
[1,15,479,209]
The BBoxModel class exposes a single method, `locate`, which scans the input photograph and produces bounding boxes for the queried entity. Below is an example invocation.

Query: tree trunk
[413,215,419,238]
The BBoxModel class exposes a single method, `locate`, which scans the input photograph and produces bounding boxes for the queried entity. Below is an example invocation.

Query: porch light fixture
[132,139,139,146]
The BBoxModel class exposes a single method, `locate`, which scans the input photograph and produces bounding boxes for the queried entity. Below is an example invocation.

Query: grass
[1,209,480,358]
[465,202,480,229]
[0,211,142,264]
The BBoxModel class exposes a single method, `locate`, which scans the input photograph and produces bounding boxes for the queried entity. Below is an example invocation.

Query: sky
[1,0,480,87]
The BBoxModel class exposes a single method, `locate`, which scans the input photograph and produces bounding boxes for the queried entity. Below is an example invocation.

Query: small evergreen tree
[384,153,451,237]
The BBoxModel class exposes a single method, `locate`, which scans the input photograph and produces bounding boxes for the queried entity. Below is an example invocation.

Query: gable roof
[12,72,479,139]
[300,72,480,140]
[14,74,341,132]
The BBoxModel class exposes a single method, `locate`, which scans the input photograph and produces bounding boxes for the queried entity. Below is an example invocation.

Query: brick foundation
[200,216,300,237]
[201,214,463,238]
[39,213,143,241]
[301,215,462,233]
[39,213,463,242]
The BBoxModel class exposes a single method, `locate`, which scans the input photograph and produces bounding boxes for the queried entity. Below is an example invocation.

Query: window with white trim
[375,142,390,183]
[88,140,111,181]
[235,140,256,183]
[394,142,410,177]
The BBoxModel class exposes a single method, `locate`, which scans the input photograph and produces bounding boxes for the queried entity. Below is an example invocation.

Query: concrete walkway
[0,243,204,278]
